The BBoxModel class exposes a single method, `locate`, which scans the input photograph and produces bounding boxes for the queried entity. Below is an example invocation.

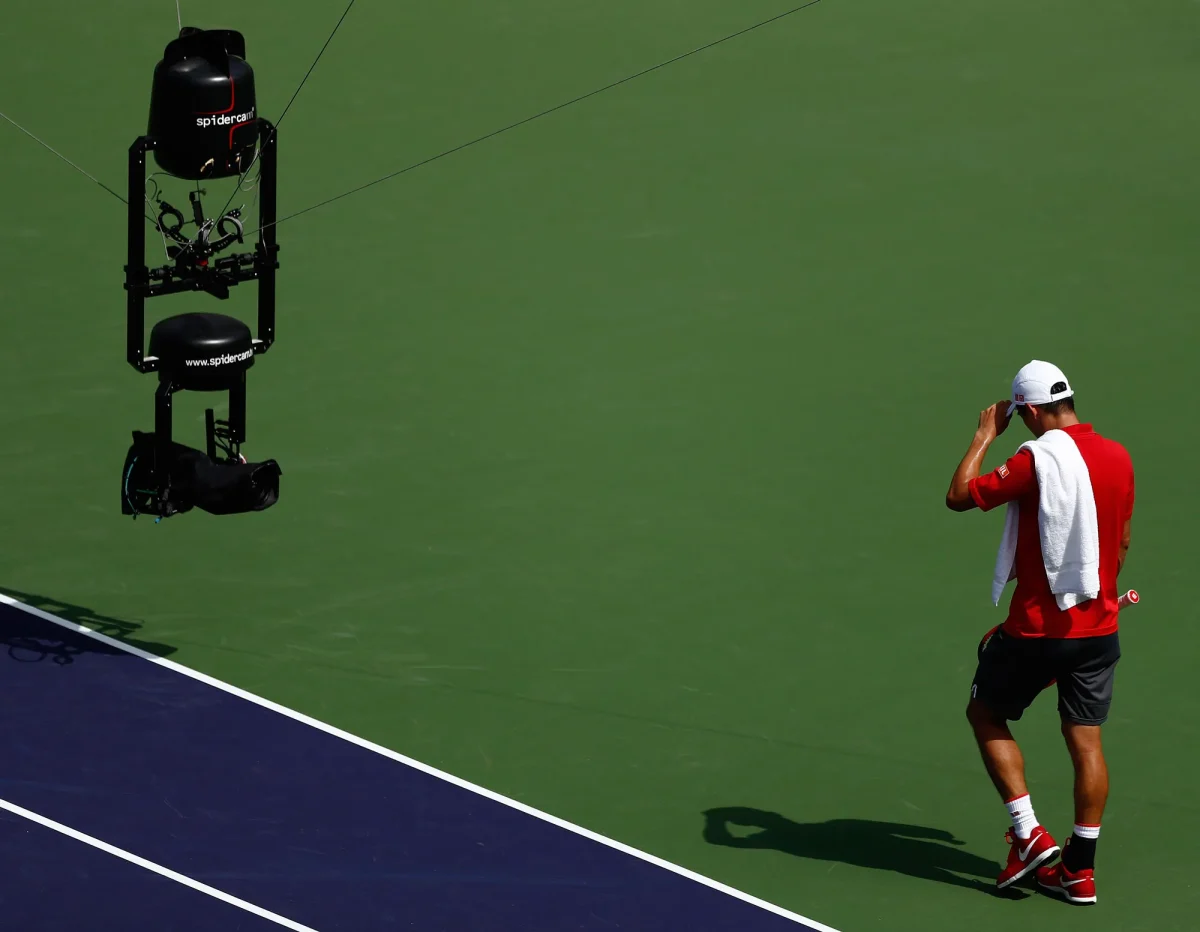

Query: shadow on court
[0,587,177,663]
[702,807,1026,898]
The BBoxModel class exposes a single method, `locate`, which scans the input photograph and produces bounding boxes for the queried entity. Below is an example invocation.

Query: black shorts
[971,626,1121,725]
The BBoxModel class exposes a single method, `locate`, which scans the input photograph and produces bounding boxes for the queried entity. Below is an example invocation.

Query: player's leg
[967,626,1042,800]
[1035,632,1120,905]
[966,627,1060,888]
[965,698,1028,801]
[1064,721,1108,825]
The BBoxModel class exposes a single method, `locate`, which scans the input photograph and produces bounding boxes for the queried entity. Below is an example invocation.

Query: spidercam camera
[121,26,282,521]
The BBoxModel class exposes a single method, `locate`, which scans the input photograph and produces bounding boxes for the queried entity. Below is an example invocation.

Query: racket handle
[1118,589,1139,609]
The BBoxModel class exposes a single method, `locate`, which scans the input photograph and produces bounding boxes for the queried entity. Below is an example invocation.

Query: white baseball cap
[1008,360,1074,417]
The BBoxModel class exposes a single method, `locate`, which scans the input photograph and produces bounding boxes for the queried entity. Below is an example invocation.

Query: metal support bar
[125,136,157,373]
[255,118,279,352]
[205,408,217,460]
[229,373,247,444]
[154,380,174,502]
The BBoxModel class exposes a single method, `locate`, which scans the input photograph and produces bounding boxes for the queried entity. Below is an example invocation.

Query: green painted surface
[1,1,1196,928]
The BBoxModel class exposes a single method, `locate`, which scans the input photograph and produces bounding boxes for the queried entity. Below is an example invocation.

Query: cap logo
[1015,393,1024,402]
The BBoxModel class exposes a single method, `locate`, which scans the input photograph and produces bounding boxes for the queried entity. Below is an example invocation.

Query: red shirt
[969,424,1134,639]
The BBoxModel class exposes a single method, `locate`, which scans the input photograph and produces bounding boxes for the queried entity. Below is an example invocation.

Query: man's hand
[946,399,1012,511]
[977,399,1013,440]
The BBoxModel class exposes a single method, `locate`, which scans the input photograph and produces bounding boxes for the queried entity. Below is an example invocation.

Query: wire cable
[1,110,128,206]
[213,0,358,225]
[266,0,826,231]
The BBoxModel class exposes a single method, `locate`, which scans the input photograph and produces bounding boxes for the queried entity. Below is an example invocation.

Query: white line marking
[0,796,319,932]
[0,593,840,931]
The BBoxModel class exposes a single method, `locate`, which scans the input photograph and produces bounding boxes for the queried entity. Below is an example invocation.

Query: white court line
[0,796,319,932]
[0,593,841,932]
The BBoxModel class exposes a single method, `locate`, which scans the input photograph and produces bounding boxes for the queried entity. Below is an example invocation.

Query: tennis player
[945,361,1135,904]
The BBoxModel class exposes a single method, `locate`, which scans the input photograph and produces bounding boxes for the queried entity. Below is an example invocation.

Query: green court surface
[2,1,1197,928]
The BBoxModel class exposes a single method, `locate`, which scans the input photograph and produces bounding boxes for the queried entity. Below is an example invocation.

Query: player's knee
[965,697,997,730]
[1061,718,1103,752]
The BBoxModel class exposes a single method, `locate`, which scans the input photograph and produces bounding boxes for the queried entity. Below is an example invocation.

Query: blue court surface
[0,597,836,931]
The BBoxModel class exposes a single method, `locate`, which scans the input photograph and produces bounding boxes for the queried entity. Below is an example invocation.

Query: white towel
[991,429,1100,611]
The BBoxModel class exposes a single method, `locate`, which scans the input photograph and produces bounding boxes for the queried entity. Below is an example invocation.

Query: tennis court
[1,2,1196,929]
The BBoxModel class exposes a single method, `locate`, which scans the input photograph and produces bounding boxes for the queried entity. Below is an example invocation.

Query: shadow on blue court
[0,600,832,931]
[0,587,177,660]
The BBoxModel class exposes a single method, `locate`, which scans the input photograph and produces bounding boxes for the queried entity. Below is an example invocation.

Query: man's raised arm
[946,400,1012,512]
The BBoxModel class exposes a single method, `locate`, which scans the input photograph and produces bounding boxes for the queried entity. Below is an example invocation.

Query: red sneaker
[997,826,1059,889]
[1036,861,1097,904]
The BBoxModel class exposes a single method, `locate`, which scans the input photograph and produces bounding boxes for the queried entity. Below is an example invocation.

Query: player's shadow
[703,807,1025,898]
[0,587,177,664]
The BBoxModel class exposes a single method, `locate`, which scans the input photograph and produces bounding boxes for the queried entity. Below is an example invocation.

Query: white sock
[1005,794,1039,840]
[1073,823,1100,840]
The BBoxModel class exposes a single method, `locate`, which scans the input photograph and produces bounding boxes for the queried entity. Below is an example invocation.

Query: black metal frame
[124,117,279,374]
[123,118,278,516]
